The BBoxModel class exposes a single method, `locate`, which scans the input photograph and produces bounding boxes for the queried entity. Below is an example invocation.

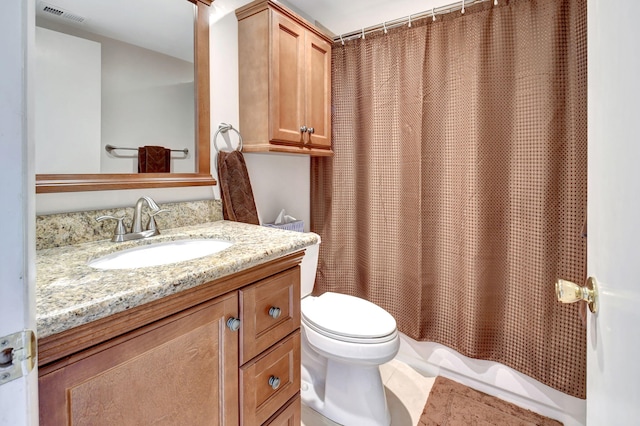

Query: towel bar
[105,144,189,155]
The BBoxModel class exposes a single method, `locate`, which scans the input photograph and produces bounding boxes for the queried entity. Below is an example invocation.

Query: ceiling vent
[39,2,85,23]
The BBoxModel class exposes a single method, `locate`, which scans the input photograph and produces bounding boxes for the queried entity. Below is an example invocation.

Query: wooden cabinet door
[270,11,305,145]
[305,32,332,149]
[39,294,239,426]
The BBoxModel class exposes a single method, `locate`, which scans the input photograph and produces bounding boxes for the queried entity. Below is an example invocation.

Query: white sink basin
[88,239,233,270]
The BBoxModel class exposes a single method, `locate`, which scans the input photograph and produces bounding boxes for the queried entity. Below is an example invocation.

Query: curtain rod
[333,0,497,43]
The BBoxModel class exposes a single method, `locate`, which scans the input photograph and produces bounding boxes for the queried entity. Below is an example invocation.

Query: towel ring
[213,123,243,153]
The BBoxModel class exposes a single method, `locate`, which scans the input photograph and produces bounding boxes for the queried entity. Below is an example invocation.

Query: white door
[587,0,640,424]
[0,1,38,425]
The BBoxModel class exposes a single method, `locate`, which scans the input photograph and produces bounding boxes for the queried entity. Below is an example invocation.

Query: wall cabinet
[237,0,332,156]
[38,254,303,425]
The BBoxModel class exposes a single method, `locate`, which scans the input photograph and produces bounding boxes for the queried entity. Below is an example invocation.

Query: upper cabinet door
[271,12,306,145]
[237,0,333,156]
[305,32,331,149]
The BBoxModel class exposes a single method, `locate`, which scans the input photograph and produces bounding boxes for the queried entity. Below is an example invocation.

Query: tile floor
[301,358,436,426]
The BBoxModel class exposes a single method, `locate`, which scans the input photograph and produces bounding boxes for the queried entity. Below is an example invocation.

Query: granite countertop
[36,220,318,339]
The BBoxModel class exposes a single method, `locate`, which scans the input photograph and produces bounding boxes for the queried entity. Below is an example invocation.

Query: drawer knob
[268,375,281,390]
[307,127,315,134]
[226,317,241,332]
[268,307,281,319]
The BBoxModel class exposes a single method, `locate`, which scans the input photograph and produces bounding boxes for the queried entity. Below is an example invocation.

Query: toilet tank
[300,234,321,298]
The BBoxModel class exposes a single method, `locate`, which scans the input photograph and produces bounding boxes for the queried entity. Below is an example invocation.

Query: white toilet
[300,236,400,426]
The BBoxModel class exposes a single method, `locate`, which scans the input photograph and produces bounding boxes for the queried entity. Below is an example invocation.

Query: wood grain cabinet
[237,0,333,156]
[38,254,303,425]
[239,268,301,425]
[264,396,302,426]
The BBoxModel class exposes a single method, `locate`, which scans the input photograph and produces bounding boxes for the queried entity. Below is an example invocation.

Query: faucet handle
[146,209,170,234]
[96,215,127,242]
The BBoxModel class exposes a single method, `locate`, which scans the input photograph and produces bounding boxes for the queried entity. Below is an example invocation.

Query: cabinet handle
[268,307,281,319]
[268,375,281,390]
[95,215,127,242]
[300,125,307,133]
[306,127,315,134]
[226,317,241,332]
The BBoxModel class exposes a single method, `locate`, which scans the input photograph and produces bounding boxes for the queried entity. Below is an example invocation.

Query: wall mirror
[34,0,214,193]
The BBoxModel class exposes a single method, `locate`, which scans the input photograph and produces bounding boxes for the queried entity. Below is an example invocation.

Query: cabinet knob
[268,307,281,319]
[306,127,315,134]
[226,317,241,332]
[300,125,307,133]
[268,375,281,390]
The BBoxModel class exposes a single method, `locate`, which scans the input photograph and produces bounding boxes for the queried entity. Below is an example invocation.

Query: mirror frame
[35,0,215,193]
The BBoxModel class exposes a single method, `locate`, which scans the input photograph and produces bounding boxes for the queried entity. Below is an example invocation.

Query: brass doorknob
[555,276,598,314]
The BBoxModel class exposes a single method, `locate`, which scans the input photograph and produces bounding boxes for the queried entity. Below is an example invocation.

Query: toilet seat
[302,292,397,344]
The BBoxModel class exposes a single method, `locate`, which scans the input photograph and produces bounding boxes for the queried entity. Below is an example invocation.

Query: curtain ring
[494,0,498,4]
[432,8,436,21]
[461,0,465,14]
[408,14,412,28]
[362,28,365,40]
[383,21,388,34]
[339,34,345,45]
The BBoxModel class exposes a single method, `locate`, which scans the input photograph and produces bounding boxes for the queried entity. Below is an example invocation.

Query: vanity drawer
[239,267,300,363]
[240,331,301,425]
[264,395,301,425]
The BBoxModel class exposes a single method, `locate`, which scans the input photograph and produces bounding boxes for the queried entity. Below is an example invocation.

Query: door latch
[0,330,37,386]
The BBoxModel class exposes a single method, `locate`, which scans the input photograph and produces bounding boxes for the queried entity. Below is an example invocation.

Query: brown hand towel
[138,146,171,173]
[217,150,260,225]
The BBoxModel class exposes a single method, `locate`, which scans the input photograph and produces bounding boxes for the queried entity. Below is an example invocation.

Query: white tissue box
[263,220,304,233]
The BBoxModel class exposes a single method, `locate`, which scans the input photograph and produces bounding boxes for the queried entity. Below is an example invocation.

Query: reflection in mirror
[35,0,196,174]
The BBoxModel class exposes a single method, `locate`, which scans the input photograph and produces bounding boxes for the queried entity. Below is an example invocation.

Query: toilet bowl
[300,236,400,426]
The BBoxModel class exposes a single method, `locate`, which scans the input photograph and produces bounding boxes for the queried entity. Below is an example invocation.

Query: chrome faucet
[96,196,168,242]
[131,196,160,233]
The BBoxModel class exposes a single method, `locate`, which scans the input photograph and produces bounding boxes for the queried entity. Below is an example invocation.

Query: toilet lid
[302,292,397,341]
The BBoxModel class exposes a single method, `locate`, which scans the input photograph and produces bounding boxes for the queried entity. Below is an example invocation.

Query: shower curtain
[311,0,587,398]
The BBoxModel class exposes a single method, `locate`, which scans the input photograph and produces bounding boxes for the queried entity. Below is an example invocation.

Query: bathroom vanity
[36,220,315,425]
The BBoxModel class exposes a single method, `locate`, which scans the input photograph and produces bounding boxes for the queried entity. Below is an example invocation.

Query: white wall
[210,3,311,229]
[36,1,312,230]
[34,22,210,212]
[35,27,101,174]
[36,186,216,215]
[100,36,195,174]
[34,20,196,175]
